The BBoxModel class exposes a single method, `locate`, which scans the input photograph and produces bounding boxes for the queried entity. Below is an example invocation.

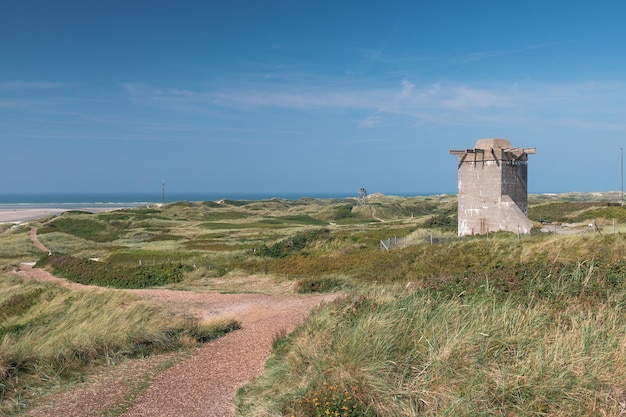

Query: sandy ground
[0,208,68,223]
[0,207,119,224]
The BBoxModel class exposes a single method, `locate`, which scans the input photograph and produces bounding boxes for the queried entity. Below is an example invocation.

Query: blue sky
[2,1,626,196]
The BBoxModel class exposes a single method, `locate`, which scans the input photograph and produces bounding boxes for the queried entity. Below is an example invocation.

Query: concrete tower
[449,138,536,236]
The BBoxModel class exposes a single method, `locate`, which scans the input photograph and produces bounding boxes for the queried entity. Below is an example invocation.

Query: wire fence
[379,237,406,250]
[380,234,460,250]
[425,235,461,244]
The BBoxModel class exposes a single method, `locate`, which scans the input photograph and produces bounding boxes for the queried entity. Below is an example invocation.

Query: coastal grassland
[528,192,626,227]
[228,232,626,288]
[229,197,626,416]
[236,261,626,416]
[5,194,626,415]
[0,273,240,415]
[0,225,41,259]
[20,196,444,289]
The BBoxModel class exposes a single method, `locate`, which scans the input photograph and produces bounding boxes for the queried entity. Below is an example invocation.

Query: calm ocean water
[0,192,425,210]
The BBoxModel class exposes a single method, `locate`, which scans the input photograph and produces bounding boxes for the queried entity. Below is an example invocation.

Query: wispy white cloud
[400,79,414,97]
[120,77,626,133]
[452,42,568,65]
[118,79,626,131]
[438,86,512,111]
[358,115,383,128]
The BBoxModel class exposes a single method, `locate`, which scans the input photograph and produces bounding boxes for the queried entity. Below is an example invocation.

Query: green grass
[236,263,626,416]
[105,249,198,264]
[528,200,626,223]
[0,274,240,415]
[0,227,42,258]
[38,217,127,242]
[35,253,188,288]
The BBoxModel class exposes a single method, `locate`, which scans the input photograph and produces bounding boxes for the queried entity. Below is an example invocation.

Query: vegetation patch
[0,288,44,321]
[569,205,626,222]
[106,250,197,265]
[199,221,292,230]
[420,213,457,231]
[38,217,127,242]
[96,208,162,222]
[237,265,626,416]
[36,254,186,288]
[528,201,610,223]
[144,234,185,242]
[183,240,252,251]
[295,276,345,293]
[0,276,240,414]
[292,382,377,416]
[254,228,330,258]
[258,215,327,226]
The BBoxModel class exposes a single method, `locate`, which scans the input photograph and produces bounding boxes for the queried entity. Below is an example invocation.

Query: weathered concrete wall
[450,138,535,236]
[502,159,529,215]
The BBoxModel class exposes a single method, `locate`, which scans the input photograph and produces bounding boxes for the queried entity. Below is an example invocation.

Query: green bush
[420,213,457,230]
[255,229,330,258]
[333,204,356,220]
[295,276,343,293]
[35,254,185,288]
[38,217,126,242]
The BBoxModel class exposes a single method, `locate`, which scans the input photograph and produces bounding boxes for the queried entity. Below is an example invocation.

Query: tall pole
[621,148,624,206]
[162,179,165,205]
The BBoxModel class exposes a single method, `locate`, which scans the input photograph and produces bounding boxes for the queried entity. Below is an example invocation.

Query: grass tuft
[237,266,626,416]
[0,275,239,414]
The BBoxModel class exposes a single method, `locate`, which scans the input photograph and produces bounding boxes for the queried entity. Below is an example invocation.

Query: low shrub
[420,213,457,231]
[36,254,185,288]
[292,381,377,417]
[295,276,343,293]
[255,229,330,258]
[38,217,126,242]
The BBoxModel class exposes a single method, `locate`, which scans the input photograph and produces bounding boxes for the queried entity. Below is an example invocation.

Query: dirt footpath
[19,227,338,416]
[122,289,335,417]
[17,265,337,417]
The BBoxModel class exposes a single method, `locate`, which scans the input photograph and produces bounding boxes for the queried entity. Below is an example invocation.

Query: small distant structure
[358,188,368,205]
[450,138,536,236]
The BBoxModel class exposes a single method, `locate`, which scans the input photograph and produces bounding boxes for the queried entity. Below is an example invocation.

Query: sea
[0,192,431,210]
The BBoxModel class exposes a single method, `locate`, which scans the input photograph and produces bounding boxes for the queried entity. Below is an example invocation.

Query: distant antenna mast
[162,179,165,205]
[619,146,624,206]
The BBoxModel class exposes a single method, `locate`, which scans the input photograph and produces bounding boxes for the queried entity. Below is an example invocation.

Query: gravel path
[18,228,338,416]
[17,266,336,417]
[124,290,334,417]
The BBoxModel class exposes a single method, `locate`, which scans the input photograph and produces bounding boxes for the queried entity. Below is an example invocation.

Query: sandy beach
[0,208,120,224]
